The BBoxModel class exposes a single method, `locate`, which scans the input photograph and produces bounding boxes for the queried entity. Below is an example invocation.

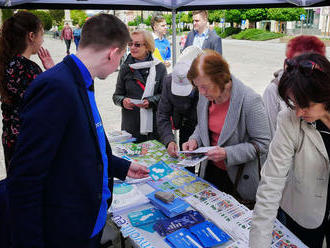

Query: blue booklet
[165,228,203,248]
[149,160,174,181]
[128,207,167,227]
[153,210,205,236]
[147,190,189,218]
[189,221,230,247]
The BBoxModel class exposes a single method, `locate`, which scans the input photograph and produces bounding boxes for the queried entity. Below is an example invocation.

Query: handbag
[232,142,261,210]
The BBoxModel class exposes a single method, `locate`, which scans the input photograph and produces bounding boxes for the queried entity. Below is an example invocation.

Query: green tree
[29,10,52,30]
[267,8,306,21]
[225,9,245,26]
[70,10,88,26]
[143,15,152,26]
[1,9,14,22]
[49,9,64,25]
[180,11,192,24]
[208,10,225,24]
[243,8,268,28]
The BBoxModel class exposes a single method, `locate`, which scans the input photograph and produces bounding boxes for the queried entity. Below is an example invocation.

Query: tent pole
[172,9,177,66]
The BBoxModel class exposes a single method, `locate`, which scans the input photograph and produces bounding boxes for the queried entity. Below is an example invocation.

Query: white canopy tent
[1,0,328,63]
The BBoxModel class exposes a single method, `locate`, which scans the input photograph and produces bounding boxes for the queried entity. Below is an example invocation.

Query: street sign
[220,18,225,23]
[241,20,246,25]
[300,14,306,21]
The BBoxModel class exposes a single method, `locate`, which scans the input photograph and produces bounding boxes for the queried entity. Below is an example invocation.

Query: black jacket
[157,74,199,147]
[113,54,167,143]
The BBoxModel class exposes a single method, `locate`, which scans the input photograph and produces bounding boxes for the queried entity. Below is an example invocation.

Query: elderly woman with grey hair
[183,50,271,203]
[113,30,167,143]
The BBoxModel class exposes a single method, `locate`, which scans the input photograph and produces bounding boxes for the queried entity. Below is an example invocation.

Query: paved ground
[1,36,330,180]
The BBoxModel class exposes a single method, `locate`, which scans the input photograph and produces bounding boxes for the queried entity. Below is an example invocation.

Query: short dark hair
[79,14,130,51]
[187,50,230,91]
[279,53,330,111]
[150,15,165,31]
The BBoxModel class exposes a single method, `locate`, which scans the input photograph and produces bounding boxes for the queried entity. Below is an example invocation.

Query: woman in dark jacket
[113,30,167,143]
[157,46,202,157]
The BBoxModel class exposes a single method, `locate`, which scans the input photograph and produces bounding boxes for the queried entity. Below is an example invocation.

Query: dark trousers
[64,39,71,54]
[204,162,234,194]
[278,208,329,247]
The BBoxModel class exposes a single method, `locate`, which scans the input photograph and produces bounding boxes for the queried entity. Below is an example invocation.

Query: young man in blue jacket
[7,14,149,248]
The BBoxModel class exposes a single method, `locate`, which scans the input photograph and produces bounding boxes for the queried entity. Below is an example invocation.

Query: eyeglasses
[284,58,323,76]
[128,42,145,48]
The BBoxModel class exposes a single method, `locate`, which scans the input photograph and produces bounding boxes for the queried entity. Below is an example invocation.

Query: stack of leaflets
[109,183,149,214]
[147,190,190,218]
[127,207,167,233]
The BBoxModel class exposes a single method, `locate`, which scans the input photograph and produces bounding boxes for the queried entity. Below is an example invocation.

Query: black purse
[232,142,261,210]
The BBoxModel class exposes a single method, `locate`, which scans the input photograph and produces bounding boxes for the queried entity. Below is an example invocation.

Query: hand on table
[123,98,135,110]
[167,141,178,157]
[127,162,149,179]
[206,146,226,162]
[38,47,55,70]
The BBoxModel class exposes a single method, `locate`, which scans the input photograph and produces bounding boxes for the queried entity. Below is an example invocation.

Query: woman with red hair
[263,35,326,138]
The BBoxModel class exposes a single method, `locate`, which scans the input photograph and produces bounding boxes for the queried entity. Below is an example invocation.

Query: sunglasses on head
[128,42,145,48]
[284,58,323,76]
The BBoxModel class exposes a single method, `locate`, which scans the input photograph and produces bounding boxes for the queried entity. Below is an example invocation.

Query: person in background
[7,14,149,247]
[61,22,74,55]
[151,15,171,68]
[250,53,330,248]
[263,35,326,139]
[157,46,201,158]
[0,11,54,170]
[73,24,82,51]
[183,50,270,201]
[183,10,222,55]
[113,30,167,143]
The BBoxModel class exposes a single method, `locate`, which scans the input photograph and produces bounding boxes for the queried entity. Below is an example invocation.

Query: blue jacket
[183,30,222,55]
[7,56,131,247]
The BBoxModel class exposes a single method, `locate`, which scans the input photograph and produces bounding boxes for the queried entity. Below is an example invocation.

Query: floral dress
[1,55,42,169]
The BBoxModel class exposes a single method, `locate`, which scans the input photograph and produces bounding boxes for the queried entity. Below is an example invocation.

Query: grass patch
[232,29,284,41]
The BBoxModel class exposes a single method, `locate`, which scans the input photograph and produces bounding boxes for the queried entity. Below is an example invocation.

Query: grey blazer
[190,76,271,200]
[183,30,222,55]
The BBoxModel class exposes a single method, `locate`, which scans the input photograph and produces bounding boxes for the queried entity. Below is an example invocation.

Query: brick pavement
[1,36,330,180]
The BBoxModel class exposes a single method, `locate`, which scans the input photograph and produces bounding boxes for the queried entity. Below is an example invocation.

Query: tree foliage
[1,9,14,22]
[128,15,142,26]
[267,8,306,21]
[208,10,225,23]
[243,8,267,22]
[29,10,52,30]
[225,9,245,24]
[70,10,88,26]
[49,9,64,25]
[143,15,152,26]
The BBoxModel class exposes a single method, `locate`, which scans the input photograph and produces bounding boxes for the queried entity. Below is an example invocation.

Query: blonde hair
[131,30,155,53]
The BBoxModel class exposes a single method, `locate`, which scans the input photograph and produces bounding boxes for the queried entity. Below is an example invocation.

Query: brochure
[109,183,149,214]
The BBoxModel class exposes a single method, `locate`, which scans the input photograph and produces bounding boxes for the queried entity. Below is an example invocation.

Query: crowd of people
[0,9,329,248]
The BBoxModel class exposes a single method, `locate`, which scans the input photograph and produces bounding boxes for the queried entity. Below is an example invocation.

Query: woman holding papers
[250,53,330,247]
[113,30,167,143]
[182,50,270,201]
